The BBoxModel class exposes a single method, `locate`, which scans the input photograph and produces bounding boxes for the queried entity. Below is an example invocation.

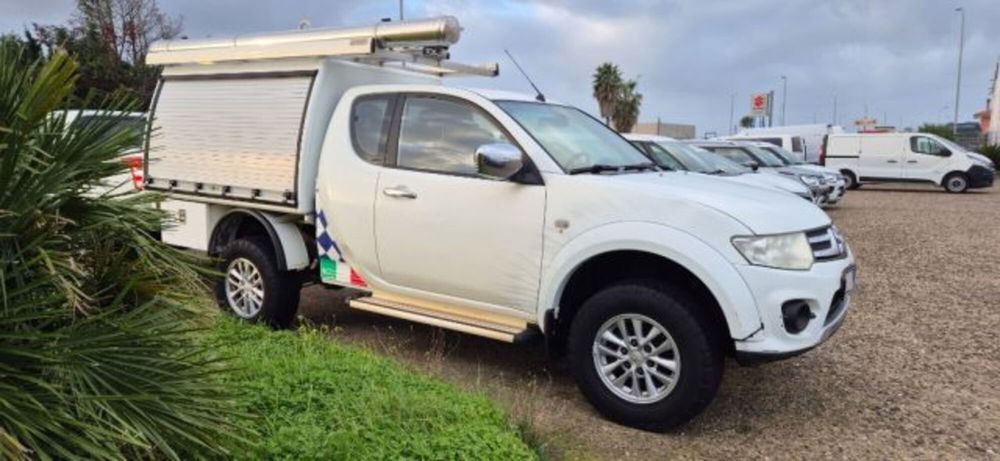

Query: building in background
[980,60,1000,146]
[949,122,983,150]
[629,119,696,139]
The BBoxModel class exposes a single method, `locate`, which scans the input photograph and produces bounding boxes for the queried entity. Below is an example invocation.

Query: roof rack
[147,16,498,77]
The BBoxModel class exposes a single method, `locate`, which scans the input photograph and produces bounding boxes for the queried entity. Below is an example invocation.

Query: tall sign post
[750,92,769,128]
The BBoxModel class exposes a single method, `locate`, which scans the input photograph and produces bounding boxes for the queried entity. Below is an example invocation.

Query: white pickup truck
[145,17,856,430]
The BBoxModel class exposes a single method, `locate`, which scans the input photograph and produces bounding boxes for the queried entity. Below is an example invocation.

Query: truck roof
[622,133,678,142]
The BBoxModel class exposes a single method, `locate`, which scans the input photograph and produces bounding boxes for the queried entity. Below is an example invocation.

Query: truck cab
[146,16,856,431]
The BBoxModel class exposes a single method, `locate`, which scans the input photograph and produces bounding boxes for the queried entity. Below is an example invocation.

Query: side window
[351,96,395,165]
[791,137,804,153]
[910,136,948,156]
[396,96,512,175]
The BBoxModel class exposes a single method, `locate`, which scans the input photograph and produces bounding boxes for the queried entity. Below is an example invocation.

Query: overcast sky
[3,0,998,136]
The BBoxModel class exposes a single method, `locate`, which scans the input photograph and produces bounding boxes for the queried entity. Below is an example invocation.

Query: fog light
[781,300,815,334]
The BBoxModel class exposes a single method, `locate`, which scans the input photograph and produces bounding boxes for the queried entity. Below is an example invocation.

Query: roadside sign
[750,93,769,116]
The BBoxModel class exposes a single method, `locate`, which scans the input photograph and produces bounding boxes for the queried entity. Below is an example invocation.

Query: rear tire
[943,172,969,193]
[567,280,724,431]
[841,170,860,190]
[215,237,300,328]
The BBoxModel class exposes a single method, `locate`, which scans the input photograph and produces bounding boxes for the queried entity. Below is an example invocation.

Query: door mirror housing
[744,160,760,171]
[475,143,524,180]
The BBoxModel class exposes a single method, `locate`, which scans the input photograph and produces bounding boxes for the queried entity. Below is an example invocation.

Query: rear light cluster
[124,155,144,191]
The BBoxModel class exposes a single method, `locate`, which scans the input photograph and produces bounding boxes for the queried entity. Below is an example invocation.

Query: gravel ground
[298,183,1000,460]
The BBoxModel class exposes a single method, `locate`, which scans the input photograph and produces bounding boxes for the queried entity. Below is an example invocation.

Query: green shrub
[977,144,1000,169]
[0,43,247,459]
[213,319,539,460]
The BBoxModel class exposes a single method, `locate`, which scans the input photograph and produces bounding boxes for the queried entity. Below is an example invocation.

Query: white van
[823,132,995,193]
[726,124,846,164]
[146,16,856,430]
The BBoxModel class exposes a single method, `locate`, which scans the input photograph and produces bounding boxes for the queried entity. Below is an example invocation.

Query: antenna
[504,49,545,102]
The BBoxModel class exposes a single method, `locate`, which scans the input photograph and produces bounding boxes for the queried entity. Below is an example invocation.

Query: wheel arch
[940,170,969,187]
[537,222,762,356]
[208,209,311,271]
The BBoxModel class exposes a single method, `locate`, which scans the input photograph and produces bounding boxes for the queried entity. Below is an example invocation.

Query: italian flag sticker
[319,255,367,287]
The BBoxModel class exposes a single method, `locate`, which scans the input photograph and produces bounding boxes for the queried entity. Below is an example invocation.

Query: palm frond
[0,36,250,460]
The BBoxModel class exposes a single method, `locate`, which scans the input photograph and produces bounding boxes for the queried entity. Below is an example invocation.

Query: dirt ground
[298,183,1000,460]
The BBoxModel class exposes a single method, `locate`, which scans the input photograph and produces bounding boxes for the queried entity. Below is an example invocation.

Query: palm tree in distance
[612,79,642,133]
[592,62,622,125]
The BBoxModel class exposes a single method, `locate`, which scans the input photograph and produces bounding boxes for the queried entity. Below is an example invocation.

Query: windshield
[637,142,685,171]
[650,141,717,173]
[743,145,786,167]
[929,134,969,154]
[496,101,651,172]
[701,146,754,165]
[691,149,750,174]
[760,145,802,165]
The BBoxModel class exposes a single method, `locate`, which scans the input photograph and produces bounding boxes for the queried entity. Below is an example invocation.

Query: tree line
[1,0,181,110]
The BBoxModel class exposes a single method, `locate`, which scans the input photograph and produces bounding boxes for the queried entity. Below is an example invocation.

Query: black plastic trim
[966,165,995,188]
[209,209,288,271]
[858,176,936,184]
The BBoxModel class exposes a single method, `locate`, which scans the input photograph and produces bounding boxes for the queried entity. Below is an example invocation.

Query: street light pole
[780,75,787,126]
[953,7,965,135]
[729,93,735,134]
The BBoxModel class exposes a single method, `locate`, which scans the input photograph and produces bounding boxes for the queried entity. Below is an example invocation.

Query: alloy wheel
[225,257,265,318]
[592,313,681,404]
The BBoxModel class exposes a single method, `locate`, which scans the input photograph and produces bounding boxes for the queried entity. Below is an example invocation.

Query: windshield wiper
[568,162,659,175]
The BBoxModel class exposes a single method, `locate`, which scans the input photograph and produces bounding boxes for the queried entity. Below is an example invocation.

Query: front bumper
[732,249,856,363]
[968,165,995,189]
[825,179,847,204]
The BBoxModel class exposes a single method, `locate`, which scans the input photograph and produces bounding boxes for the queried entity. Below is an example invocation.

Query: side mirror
[475,143,524,180]
[939,148,952,157]
[744,160,759,171]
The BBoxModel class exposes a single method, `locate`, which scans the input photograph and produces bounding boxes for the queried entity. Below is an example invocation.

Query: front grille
[806,226,847,261]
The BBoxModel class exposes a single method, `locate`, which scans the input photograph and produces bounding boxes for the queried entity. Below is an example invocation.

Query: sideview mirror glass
[475,143,524,180]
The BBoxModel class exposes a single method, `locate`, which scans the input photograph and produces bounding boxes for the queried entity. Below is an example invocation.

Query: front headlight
[732,232,814,270]
[800,175,820,186]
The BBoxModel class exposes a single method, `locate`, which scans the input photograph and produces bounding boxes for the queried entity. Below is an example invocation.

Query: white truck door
[858,135,903,179]
[904,135,953,183]
[374,95,545,312]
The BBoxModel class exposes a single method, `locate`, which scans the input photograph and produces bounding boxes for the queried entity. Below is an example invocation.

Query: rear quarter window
[351,95,396,165]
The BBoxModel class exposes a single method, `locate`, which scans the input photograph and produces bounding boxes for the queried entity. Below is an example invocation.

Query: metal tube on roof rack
[153,15,460,52]
[148,16,462,65]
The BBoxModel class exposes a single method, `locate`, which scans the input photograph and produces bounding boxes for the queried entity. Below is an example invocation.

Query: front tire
[841,170,860,190]
[943,172,969,193]
[215,237,300,328]
[568,281,724,431]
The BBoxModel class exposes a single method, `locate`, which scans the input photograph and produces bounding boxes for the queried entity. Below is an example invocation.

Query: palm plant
[592,62,622,125]
[0,42,247,459]
[612,79,642,133]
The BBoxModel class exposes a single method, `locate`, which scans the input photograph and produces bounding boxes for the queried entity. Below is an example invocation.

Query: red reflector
[349,269,367,287]
[124,155,144,190]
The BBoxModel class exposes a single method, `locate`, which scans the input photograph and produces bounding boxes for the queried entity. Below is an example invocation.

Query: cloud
[3,0,998,135]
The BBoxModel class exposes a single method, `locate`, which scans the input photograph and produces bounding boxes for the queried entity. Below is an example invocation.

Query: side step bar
[348,296,538,343]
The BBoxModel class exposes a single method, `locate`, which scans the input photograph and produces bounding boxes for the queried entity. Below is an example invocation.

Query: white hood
[576,172,830,235]
[723,172,810,196]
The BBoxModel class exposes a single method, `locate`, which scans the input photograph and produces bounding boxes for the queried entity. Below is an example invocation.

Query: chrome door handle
[887,160,898,163]
[382,186,417,199]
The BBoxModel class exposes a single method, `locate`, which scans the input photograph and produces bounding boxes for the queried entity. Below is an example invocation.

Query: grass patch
[212,319,539,460]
